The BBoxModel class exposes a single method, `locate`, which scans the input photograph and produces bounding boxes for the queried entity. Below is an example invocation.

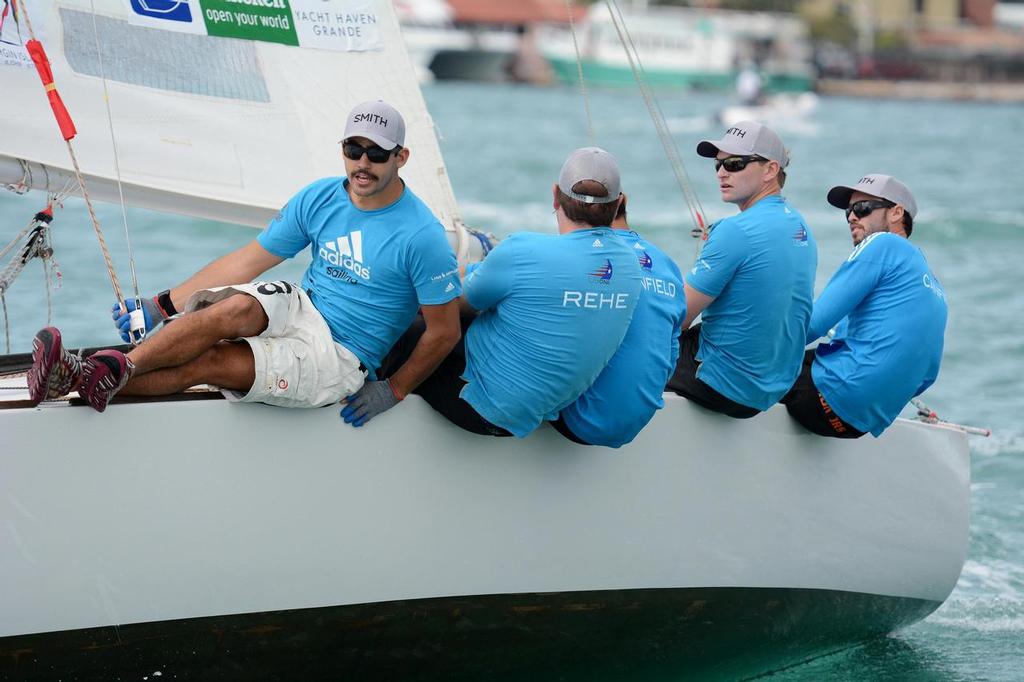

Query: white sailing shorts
[184,281,366,408]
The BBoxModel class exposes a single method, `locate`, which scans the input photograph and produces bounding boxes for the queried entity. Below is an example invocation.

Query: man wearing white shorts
[27,101,463,425]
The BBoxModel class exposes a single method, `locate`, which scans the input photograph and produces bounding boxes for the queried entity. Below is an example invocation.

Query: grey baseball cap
[697,120,790,168]
[343,100,405,150]
[827,174,918,218]
[558,147,621,205]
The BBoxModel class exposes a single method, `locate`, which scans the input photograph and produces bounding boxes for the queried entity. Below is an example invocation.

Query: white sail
[0,0,462,231]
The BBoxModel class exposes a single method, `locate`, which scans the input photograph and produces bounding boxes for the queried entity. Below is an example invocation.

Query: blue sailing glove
[340,379,403,427]
[111,296,166,343]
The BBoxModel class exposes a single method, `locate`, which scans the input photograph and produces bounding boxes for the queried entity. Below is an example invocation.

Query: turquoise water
[2,83,1022,679]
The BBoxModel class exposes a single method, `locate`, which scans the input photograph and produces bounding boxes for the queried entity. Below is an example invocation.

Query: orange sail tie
[26,39,77,141]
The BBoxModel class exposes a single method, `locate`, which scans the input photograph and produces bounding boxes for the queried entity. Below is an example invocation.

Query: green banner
[200,0,299,46]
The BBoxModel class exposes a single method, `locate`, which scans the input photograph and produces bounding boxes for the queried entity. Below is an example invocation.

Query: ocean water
[1,83,1022,680]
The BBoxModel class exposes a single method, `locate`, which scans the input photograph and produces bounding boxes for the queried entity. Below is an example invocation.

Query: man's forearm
[389,327,460,398]
[167,241,284,312]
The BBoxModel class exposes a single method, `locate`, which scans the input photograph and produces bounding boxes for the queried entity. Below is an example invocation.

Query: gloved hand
[340,379,403,427]
[111,296,166,343]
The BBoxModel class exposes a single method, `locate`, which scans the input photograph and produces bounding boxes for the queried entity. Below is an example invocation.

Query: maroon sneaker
[28,327,83,404]
[78,349,134,413]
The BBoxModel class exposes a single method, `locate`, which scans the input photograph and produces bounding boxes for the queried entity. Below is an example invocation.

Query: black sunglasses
[342,140,399,164]
[714,155,767,172]
[845,199,895,219]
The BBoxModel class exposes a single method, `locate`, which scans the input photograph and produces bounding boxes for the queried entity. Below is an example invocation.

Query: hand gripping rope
[15,0,148,343]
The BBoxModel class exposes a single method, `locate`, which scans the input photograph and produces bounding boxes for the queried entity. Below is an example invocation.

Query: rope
[90,0,142,307]
[14,0,125,305]
[1,292,7,354]
[2,158,31,194]
[564,0,594,145]
[911,398,991,437]
[602,0,710,252]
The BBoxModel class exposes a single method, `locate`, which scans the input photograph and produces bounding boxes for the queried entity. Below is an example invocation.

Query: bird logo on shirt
[589,259,614,283]
[638,251,653,270]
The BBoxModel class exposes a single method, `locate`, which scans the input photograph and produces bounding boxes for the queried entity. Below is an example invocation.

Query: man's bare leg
[127,294,268,375]
[120,341,256,396]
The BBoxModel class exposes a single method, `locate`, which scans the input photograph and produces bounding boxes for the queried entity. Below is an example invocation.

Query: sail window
[60,8,270,103]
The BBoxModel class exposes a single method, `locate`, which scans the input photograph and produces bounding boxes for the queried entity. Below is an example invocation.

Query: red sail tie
[26,39,77,141]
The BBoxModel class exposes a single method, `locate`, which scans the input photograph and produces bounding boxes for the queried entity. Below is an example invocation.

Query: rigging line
[1,292,8,354]
[603,0,710,248]
[564,0,594,145]
[89,0,140,301]
[14,0,125,305]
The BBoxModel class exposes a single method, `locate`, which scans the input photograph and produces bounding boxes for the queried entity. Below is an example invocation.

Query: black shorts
[781,349,866,439]
[379,315,511,438]
[665,323,760,420]
[550,413,592,445]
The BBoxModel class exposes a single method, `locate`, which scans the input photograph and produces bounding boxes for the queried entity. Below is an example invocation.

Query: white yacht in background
[0,1,967,680]
[539,3,816,92]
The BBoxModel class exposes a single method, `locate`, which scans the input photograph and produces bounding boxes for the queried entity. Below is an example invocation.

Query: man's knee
[193,342,256,390]
[201,294,269,337]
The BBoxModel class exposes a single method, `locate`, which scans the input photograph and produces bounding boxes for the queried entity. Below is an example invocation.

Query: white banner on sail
[291,0,382,52]
[0,0,47,68]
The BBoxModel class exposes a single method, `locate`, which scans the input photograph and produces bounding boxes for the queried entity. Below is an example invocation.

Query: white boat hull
[0,383,969,678]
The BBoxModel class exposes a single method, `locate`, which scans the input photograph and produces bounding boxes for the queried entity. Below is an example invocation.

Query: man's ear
[888,204,905,229]
[395,147,410,169]
[763,160,780,184]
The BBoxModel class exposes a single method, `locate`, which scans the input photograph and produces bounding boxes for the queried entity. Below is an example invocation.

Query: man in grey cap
[29,100,463,425]
[666,120,817,418]
[781,174,948,438]
[378,147,642,438]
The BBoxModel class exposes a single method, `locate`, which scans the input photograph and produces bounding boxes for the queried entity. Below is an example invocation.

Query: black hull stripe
[1,586,941,681]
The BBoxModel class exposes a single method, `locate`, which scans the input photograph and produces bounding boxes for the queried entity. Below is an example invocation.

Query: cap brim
[697,138,752,158]
[343,131,399,150]
[826,185,856,210]
[696,140,720,158]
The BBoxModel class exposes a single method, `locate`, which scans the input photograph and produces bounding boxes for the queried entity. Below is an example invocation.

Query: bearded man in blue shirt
[666,121,817,418]
[782,174,947,438]
[28,101,462,423]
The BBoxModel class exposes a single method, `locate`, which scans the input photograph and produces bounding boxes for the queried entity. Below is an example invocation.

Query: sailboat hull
[0,391,969,678]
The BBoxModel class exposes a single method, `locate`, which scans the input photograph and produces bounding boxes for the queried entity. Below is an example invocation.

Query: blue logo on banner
[129,0,193,23]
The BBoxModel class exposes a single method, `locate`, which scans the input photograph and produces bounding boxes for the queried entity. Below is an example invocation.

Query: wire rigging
[602,0,709,249]
[14,0,128,308]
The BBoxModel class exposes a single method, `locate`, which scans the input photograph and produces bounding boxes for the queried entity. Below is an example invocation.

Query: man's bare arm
[166,240,285,312]
[388,299,461,398]
[682,283,715,330]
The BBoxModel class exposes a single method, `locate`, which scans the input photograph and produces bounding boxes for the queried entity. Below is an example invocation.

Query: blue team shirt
[808,233,947,437]
[686,195,817,410]
[257,177,461,374]
[462,228,642,438]
[560,232,686,447]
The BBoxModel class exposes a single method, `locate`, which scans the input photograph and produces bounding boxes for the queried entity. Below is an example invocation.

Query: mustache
[351,168,379,181]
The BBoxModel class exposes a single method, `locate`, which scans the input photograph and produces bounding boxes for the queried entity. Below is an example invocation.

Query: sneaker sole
[27,327,61,405]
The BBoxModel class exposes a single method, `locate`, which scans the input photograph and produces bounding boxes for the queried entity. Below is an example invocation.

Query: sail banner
[125,0,383,51]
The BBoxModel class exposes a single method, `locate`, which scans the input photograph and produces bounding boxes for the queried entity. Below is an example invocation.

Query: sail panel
[0,0,461,230]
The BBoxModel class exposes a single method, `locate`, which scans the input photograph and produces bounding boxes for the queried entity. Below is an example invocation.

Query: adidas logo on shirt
[444,282,455,293]
[320,231,371,280]
[592,238,603,247]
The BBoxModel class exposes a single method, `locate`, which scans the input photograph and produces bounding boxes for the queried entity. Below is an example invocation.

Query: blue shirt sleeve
[685,219,747,298]
[464,238,517,311]
[257,182,321,258]
[407,222,462,305]
[807,237,886,342]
